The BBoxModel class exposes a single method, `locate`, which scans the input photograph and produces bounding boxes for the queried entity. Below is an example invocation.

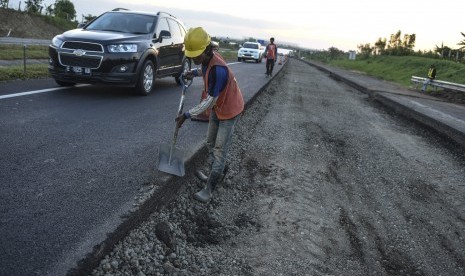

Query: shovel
[157,77,193,176]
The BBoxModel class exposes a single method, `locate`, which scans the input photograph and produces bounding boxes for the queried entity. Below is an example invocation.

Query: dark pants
[266,58,275,76]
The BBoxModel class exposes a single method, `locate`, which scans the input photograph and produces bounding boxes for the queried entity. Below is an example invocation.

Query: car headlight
[107,44,138,53]
[52,36,63,48]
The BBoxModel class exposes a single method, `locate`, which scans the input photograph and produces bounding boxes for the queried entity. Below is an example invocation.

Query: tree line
[0,0,96,23]
[357,30,465,62]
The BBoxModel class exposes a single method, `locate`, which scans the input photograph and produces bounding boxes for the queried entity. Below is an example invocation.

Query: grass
[310,55,465,88]
[0,44,51,81]
[0,44,49,60]
[218,49,237,61]
[0,64,49,81]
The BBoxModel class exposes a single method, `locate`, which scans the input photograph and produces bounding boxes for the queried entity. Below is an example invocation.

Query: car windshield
[86,12,155,34]
[243,43,259,49]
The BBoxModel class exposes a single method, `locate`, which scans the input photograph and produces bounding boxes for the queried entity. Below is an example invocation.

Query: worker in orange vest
[264,37,278,77]
[176,27,244,203]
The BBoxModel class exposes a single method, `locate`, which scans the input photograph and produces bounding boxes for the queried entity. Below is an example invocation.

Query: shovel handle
[177,77,193,115]
[177,94,185,115]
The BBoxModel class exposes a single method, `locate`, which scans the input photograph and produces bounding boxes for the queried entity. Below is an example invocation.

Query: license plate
[71,67,91,75]
[72,66,82,73]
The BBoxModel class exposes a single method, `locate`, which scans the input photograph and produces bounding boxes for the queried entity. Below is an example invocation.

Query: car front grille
[62,41,104,52]
[58,41,104,68]
[59,53,102,68]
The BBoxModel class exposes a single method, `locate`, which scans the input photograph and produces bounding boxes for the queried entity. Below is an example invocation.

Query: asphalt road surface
[90,60,465,275]
[0,60,275,276]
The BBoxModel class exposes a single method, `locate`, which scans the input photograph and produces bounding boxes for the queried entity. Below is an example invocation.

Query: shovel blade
[158,143,185,176]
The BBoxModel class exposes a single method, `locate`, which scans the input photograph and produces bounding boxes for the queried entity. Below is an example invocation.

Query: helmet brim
[185,47,205,58]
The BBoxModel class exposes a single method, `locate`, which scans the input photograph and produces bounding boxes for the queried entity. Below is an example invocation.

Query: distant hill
[0,8,70,39]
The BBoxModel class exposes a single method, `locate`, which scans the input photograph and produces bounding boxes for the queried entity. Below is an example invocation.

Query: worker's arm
[185,65,228,118]
[187,94,216,117]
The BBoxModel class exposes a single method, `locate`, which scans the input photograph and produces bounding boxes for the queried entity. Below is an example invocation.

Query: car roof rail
[157,11,176,18]
[112,8,129,11]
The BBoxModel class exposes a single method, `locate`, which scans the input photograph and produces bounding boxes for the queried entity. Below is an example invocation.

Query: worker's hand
[175,113,186,128]
[182,70,195,80]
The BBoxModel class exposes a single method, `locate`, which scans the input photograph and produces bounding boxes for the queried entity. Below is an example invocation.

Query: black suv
[48,8,190,95]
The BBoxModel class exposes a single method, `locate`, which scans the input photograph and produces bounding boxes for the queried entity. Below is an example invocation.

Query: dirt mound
[0,8,65,39]
[426,89,465,105]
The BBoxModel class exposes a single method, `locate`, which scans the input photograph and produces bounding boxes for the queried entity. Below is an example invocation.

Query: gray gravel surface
[89,59,465,276]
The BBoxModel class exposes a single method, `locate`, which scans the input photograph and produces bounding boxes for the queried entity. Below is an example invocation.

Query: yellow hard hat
[184,27,211,58]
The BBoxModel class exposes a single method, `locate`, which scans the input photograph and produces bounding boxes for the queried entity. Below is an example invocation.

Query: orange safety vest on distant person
[204,52,244,120]
[265,44,277,60]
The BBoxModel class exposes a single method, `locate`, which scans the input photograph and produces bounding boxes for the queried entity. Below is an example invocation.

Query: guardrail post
[23,44,27,75]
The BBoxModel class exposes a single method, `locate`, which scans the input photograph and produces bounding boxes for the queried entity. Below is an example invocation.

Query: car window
[127,15,156,34]
[167,18,182,38]
[156,18,170,38]
[243,43,259,49]
[86,12,129,32]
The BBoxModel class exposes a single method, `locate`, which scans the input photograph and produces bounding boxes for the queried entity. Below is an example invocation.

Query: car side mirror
[77,22,87,28]
[155,30,171,43]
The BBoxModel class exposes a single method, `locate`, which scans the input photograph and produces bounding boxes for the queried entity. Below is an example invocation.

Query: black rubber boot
[194,171,223,203]
[193,183,213,203]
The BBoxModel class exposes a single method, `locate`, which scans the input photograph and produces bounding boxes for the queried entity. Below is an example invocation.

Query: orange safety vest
[266,44,277,59]
[204,52,244,120]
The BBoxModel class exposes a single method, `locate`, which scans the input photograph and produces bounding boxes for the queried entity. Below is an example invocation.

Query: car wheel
[237,57,241,62]
[175,58,191,85]
[255,59,259,63]
[55,79,76,87]
[136,60,155,96]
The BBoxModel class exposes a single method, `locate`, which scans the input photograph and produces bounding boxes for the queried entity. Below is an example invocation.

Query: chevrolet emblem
[73,49,86,56]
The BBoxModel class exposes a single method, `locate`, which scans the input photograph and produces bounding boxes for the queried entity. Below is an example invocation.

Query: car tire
[136,59,155,96]
[175,58,191,85]
[237,57,241,62]
[55,79,76,87]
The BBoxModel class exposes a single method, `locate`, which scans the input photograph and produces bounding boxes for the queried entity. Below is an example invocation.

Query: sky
[7,0,465,52]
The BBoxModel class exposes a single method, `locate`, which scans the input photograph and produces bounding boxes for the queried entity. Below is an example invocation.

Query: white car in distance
[237,42,264,63]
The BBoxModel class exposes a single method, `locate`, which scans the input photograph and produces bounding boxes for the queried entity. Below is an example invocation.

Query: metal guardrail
[411,75,465,93]
[0,37,51,45]
[0,37,51,75]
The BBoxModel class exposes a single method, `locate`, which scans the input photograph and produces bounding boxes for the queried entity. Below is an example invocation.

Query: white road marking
[0,84,88,100]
